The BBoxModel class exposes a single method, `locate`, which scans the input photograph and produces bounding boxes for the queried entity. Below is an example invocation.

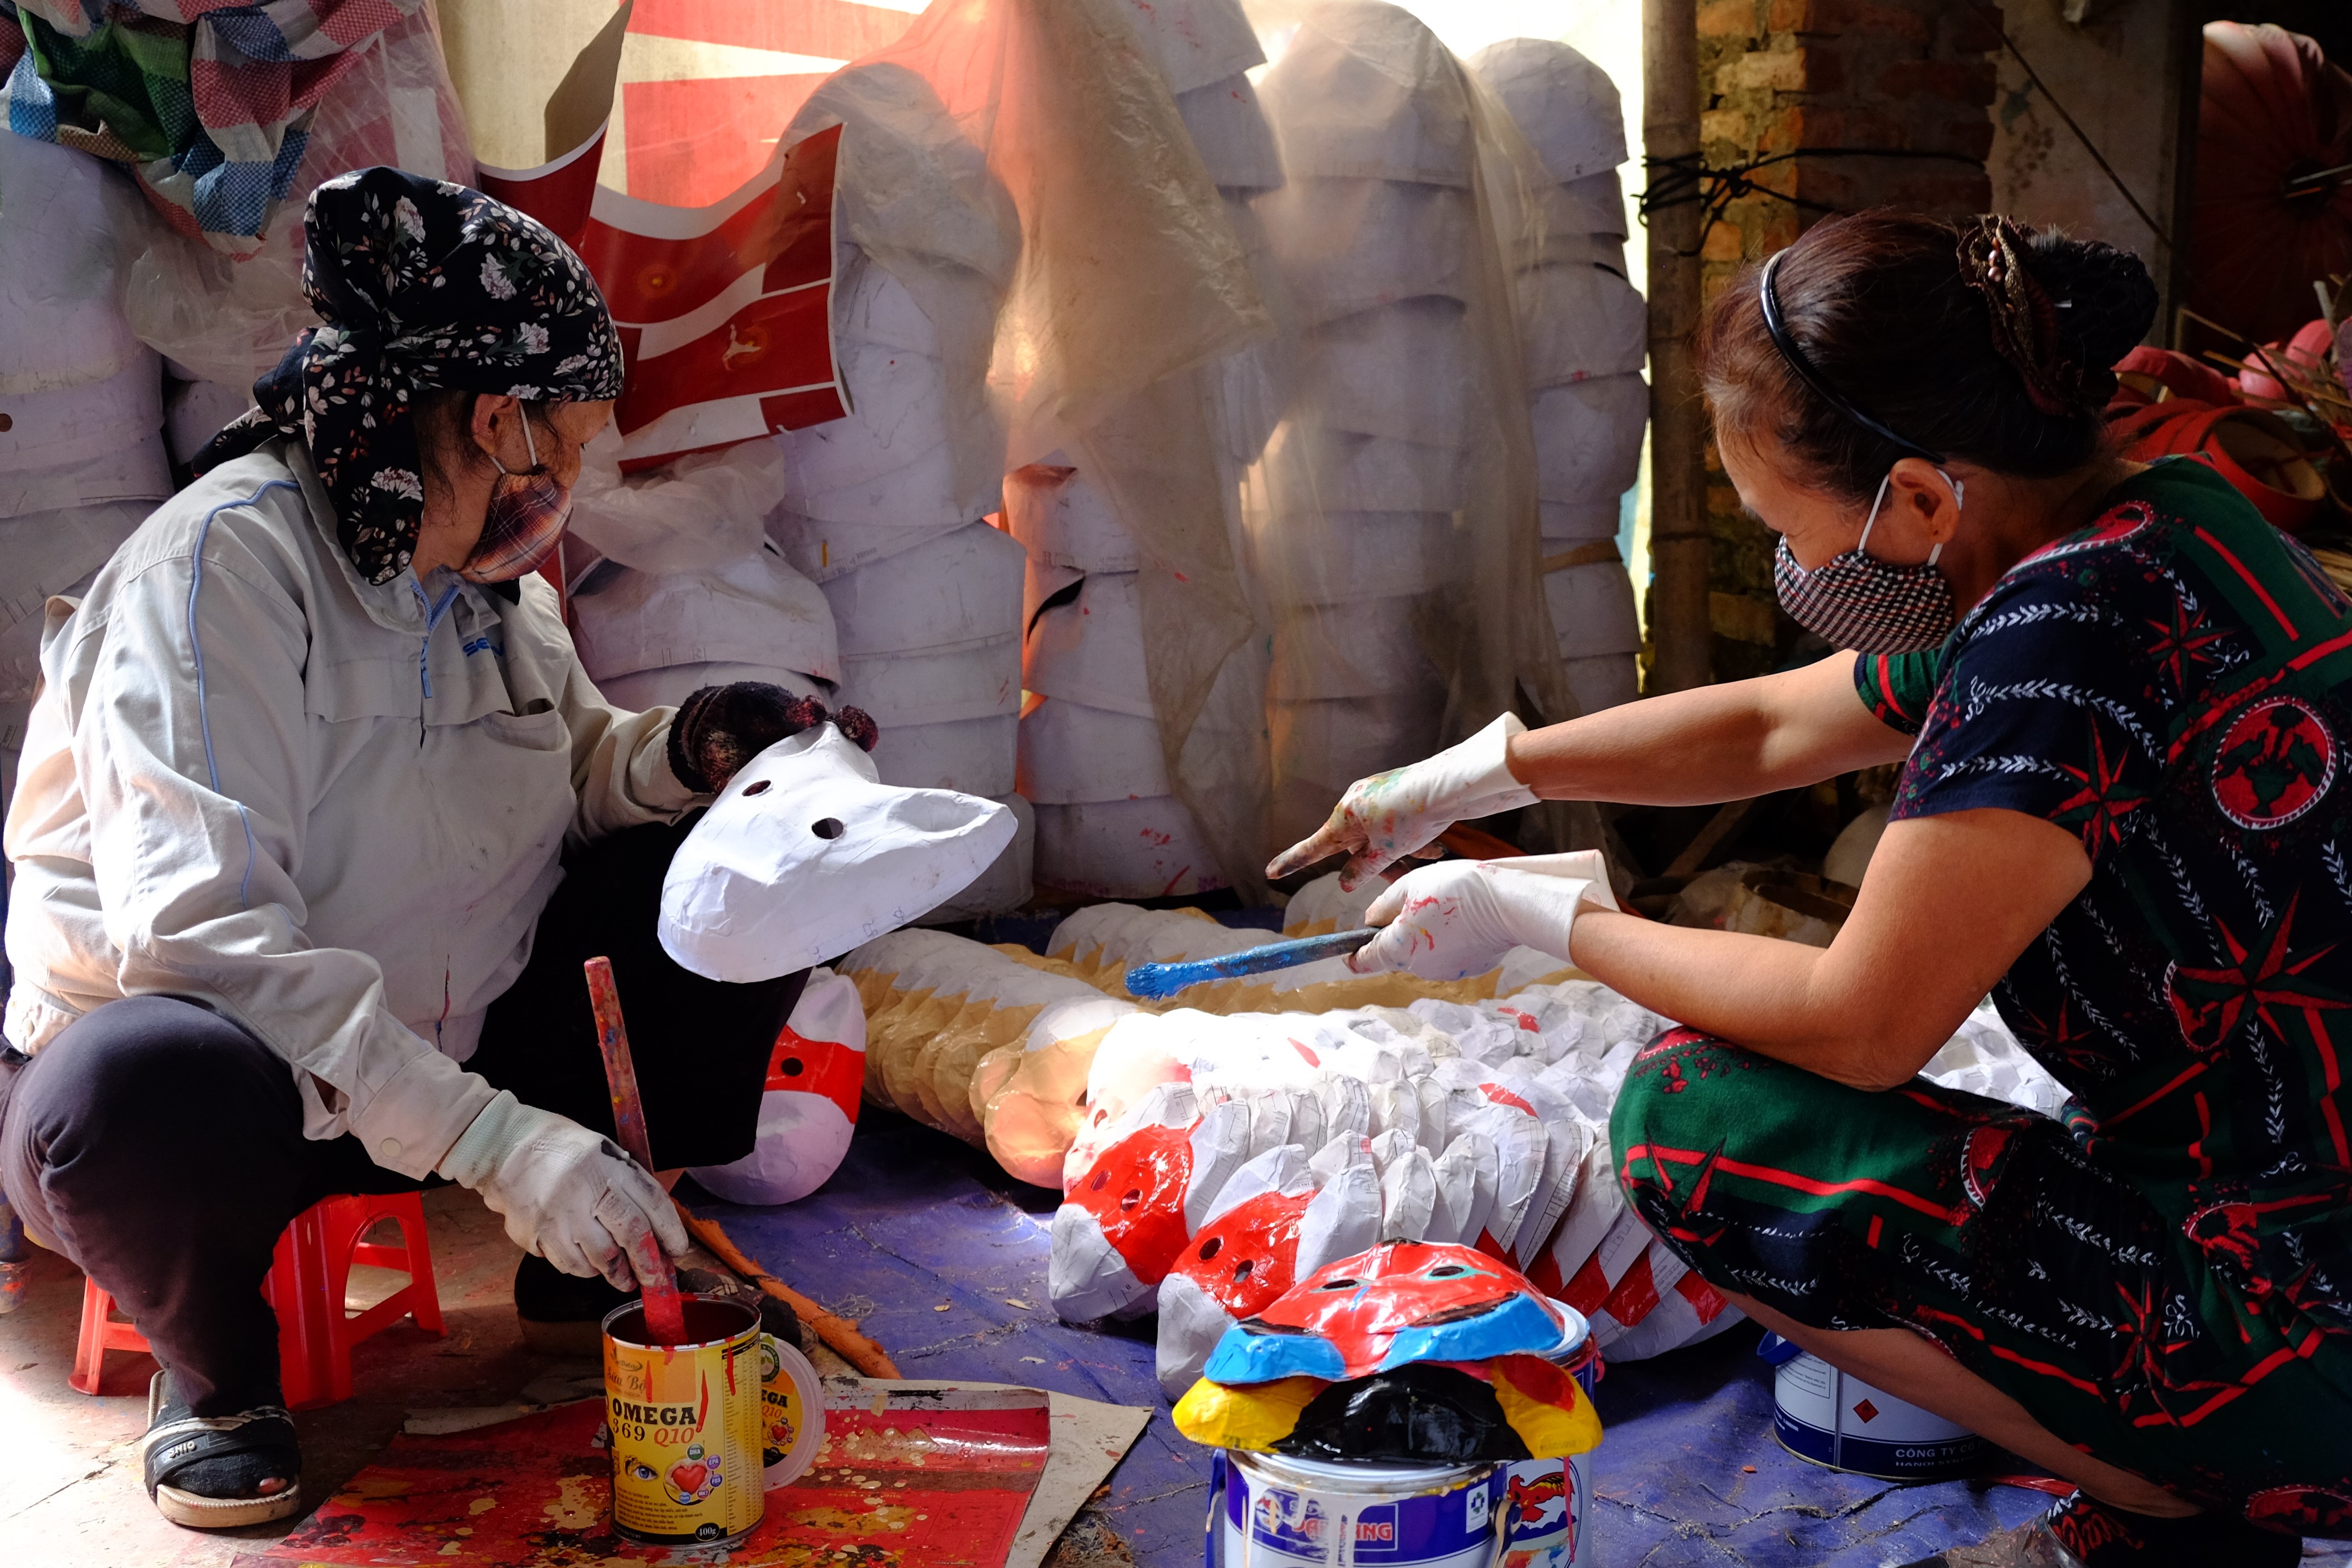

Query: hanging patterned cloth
[0,0,420,248]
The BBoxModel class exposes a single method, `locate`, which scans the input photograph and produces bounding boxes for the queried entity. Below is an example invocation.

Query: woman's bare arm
[1567,806,2090,1089]
[1509,653,1912,807]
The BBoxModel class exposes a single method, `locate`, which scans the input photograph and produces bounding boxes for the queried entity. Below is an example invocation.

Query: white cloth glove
[1349,850,1620,981]
[1268,713,1541,889]
[437,1092,689,1290]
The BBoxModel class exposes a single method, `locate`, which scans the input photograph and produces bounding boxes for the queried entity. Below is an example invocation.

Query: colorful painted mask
[1203,1241,1569,1386]
[686,972,868,1207]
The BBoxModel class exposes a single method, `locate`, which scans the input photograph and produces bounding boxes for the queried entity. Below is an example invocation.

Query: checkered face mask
[1771,469,1962,654]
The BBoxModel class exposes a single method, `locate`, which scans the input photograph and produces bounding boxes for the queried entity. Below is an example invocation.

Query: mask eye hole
[811,817,844,839]
[742,780,772,796]
[1427,1264,1468,1279]
[1317,1277,1359,1291]
[1198,1237,1223,1262]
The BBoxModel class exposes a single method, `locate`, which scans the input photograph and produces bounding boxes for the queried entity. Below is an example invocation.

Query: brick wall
[1680,0,2001,681]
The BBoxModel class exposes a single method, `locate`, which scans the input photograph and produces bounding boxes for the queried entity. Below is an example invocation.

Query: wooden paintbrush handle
[674,1202,901,1379]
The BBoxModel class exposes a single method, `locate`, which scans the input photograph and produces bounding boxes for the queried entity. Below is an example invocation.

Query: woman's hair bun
[2022,231,2159,385]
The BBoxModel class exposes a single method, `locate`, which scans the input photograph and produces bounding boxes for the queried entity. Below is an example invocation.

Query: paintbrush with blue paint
[1124,928,1380,1000]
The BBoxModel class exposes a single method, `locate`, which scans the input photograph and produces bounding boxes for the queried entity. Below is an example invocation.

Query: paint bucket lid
[1542,1299,1593,1361]
[1230,1447,1491,1495]
[761,1335,826,1489]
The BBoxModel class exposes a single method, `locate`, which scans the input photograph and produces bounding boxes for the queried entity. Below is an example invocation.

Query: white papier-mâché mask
[659,724,1015,982]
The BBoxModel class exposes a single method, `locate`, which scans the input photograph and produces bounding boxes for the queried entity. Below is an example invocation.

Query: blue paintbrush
[1124,928,1379,1000]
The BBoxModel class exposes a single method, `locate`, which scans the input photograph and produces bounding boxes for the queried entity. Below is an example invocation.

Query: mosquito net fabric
[1238,2,1602,855]
[801,0,1279,898]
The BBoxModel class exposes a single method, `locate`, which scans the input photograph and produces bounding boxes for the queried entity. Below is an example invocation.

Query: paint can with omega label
[604,1296,768,1547]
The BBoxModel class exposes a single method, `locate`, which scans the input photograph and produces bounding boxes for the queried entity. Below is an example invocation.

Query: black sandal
[141,1370,304,1530]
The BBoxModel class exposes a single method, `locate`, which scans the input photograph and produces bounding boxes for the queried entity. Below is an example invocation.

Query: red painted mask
[764,1024,863,1124]
[1067,1121,1197,1289]
[1170,1190,1313,1321]
[1218,1241,1566,1382]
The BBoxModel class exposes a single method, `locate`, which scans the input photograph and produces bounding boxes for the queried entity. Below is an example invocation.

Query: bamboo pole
[673,1202,902,1379]
[1644,0,1712,694]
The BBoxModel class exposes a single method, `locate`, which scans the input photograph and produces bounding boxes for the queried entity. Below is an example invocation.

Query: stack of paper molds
[1471,38,1648,716]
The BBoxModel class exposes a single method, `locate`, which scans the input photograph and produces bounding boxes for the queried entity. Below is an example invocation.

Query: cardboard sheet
[238,1377,1146,1568]
[470,10,848,473]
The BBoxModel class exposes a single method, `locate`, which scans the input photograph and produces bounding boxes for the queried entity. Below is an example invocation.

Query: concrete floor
[0,1188,565,1568]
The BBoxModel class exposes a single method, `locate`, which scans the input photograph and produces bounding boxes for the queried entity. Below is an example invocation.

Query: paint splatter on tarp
[243,1385,1050,1567]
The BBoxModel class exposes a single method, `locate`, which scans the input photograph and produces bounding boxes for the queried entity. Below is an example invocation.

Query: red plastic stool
[70,1191,444,1408]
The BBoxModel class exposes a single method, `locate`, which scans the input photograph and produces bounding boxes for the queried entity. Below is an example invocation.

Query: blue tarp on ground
[694,1114,2083,1567]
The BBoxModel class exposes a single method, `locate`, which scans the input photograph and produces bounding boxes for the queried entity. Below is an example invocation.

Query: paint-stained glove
[1267,714,1539,890]
[667,683,880,794]
[1349,850,1619,982]
[438,1092,688,1289]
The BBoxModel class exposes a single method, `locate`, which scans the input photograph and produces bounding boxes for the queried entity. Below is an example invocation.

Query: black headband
[1758,249,1945,465]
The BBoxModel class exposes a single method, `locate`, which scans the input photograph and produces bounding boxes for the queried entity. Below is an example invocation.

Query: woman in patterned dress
[1274,212,2352,1565]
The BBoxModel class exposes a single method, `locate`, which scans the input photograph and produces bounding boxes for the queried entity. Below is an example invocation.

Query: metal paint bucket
[1205,1449,1590,1567]
[1760,1334,1987,1482]
[1545,1299,1601,1397]
[1210,1451,1496,1567]
[603,1295,768,1547]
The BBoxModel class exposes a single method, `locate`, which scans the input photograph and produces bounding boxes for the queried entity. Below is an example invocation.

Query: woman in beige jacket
[0,169,841,1529]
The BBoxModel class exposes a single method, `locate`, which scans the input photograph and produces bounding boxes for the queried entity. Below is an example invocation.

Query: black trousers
[0,818,805,1415]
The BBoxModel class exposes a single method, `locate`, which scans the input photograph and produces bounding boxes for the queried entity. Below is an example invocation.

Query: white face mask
[1772,468,1965,655]
[658,725,1016,981]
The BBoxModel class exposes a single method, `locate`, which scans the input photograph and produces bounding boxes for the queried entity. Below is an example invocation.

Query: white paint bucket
[1760,1334,1988,1482]
[1207,1449,1591,1566]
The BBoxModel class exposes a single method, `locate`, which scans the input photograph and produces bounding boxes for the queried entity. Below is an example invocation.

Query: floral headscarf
[197,167,626,585]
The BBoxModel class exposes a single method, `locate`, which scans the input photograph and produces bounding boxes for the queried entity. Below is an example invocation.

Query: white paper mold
[767,507,975,582]
[1178,73,1282,192]
[869,713,1019,796]
[1300,298,1474,445]
[1257,177,1476,322]
[1252,510,1462,608]
[1270,598,1443,701]
[821,520,1024,658]
[1563,654,1639,715]
[0,127,151,397]
[1270,689,1445,796]
[839,635,1022,727]
[1543,558,1642,660]
[1019,696,1172,804]
[571,539,840,687]
[1117,0,1264,96]
[783,340,955,500]
[834,249,944,357]
[0,358,170,511]
[1264,422,1468,513]
[1035,795,1228,899]
[1023,570,1153,720]
[1004,463,1141,573]
[1531,374,1649,502]
[1468,38,1628,183]
[1518,263,1648,390]
[1258,5,1474,186]
[1540,499,1625,544]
